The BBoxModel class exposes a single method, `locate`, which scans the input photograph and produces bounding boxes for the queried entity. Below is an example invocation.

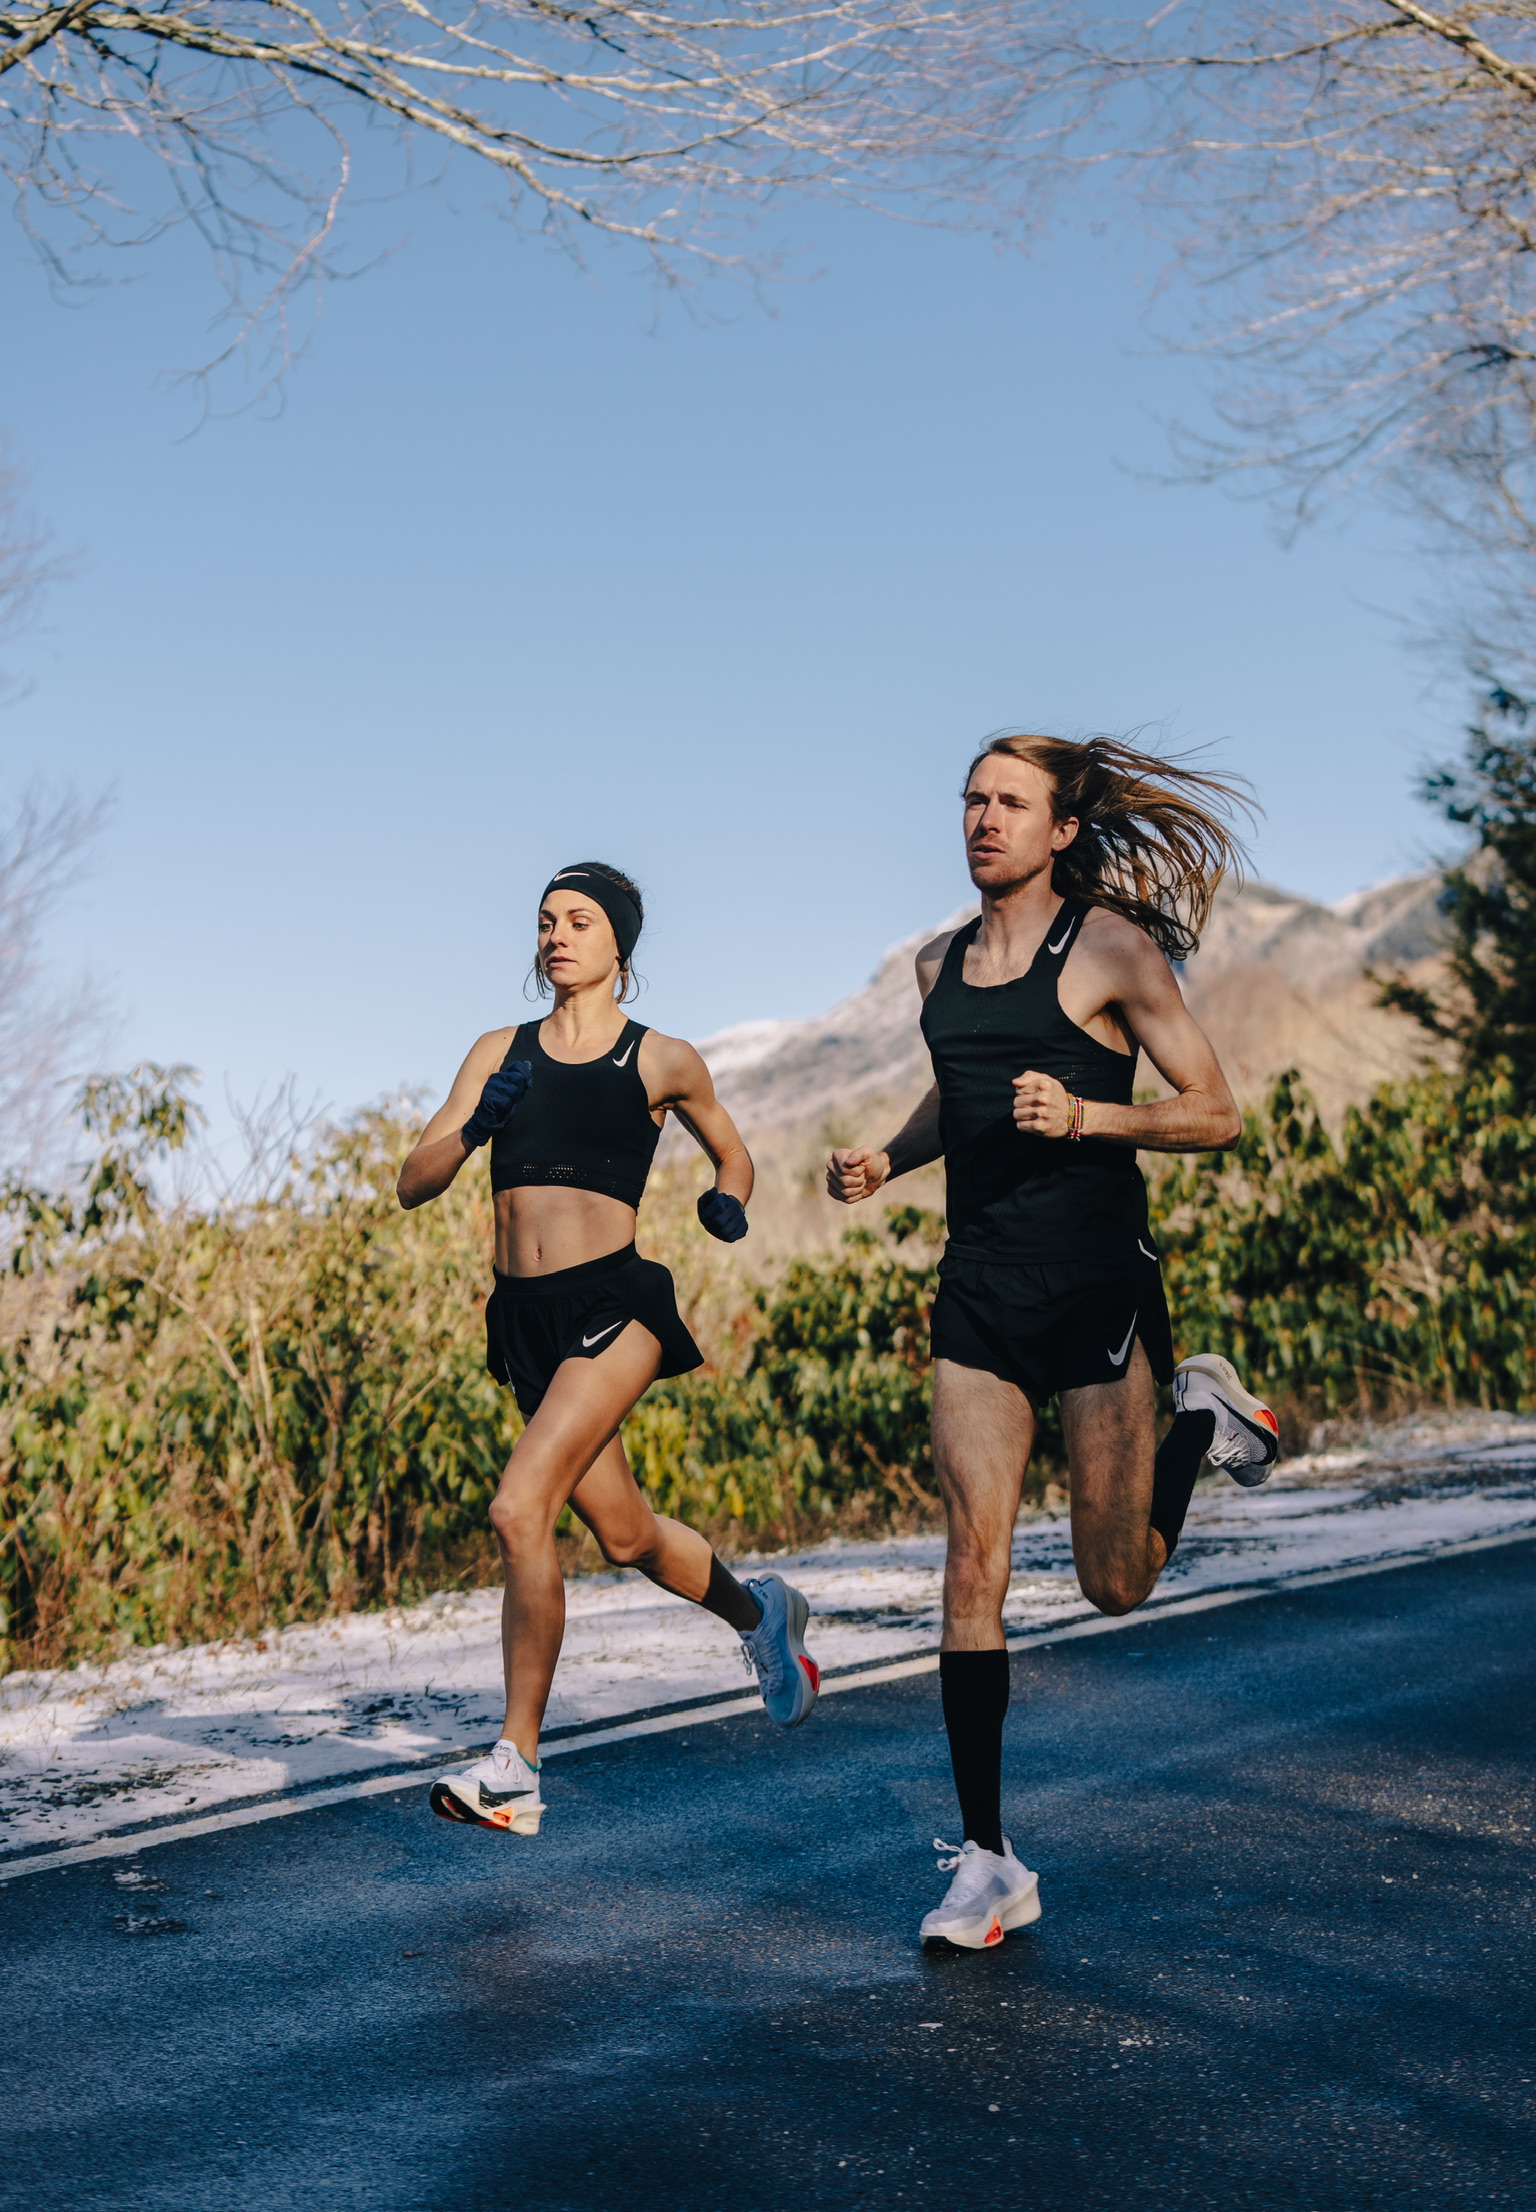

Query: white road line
[1,1524,1531,1887]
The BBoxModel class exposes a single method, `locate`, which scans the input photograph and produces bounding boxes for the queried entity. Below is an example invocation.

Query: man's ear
[1052,814,1081,853]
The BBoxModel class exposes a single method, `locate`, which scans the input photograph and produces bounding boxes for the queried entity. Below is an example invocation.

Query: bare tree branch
[0,784,112,1181]
[936,3,1536,656]
[0,0,1036,397]
[0,455,108,1180]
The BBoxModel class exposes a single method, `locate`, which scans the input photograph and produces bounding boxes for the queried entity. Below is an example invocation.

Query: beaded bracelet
[1066,1092,1085,1142]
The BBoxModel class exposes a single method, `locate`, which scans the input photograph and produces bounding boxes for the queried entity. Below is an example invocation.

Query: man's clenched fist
[1012,1069,1073,1138]
[826,1145,891,1204]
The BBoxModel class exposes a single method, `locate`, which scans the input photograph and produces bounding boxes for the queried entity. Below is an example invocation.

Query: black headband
[540,867,643,965]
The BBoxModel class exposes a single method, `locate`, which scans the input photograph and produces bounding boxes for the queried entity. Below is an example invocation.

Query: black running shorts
[484,1243,702,1418]
[929,1239,1175,1406]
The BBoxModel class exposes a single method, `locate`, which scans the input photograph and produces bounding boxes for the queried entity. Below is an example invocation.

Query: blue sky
[1,180,1451,1130]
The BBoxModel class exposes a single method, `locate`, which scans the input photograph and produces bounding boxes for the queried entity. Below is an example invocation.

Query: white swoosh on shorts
[1138,1239,1158,1262]
[1108,1314,1137,1366]
[612,1040,635,1067]
[582,1320,624,1349]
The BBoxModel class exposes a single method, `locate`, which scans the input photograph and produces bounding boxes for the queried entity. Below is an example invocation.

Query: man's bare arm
[1013,923,1240,1153]
[826,929,955,1204]
[827,1084,943,1204]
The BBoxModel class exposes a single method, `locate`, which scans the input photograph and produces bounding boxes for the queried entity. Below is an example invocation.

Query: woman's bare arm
[397,1029,515,1209]
[644,1034,754,1203]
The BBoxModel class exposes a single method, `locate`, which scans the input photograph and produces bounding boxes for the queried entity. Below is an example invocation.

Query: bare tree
[0,787,110,1183]
[0,455,106,1181]
[0,0,1027,395]
[1000,3,1536,597]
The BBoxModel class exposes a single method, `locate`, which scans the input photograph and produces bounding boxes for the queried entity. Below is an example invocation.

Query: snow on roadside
[4,1410,1535,1856]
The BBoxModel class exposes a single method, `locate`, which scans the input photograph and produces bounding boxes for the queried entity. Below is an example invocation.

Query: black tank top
[919,900,1149,1265]
[489,1018,661,1209]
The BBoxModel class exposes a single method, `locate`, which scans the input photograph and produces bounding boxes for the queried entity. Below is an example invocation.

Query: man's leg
[1060,1339,1217,1614]
[932,1357,1035,1854]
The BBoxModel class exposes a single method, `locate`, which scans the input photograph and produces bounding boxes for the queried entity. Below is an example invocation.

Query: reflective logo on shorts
[1138,1239,1158,1263]
[582,1320,624,1348]
[1108,1315,1137,1366]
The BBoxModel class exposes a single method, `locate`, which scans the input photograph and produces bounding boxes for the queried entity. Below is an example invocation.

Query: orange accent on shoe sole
[1257,1406,1280,1434]
[983,1916,1004,1947]
[800,1656,820,1692]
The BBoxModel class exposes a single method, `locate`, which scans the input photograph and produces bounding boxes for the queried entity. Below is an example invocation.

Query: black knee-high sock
[1149,1409,1216,1558]
[939,1650,1010,1856]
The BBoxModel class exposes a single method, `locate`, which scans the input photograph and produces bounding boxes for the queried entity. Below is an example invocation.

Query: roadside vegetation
[6,692,1536,1671]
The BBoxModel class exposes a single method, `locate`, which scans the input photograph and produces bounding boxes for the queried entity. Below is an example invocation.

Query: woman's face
[537,890,620,993]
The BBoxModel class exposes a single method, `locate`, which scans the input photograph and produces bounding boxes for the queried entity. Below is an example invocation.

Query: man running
[827,733,1277,1949]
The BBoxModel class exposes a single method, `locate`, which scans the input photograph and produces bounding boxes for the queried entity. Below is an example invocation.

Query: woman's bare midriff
[494,1185,639,1277]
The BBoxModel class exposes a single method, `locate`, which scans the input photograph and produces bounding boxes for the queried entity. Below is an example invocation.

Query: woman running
[397,862,818,1837]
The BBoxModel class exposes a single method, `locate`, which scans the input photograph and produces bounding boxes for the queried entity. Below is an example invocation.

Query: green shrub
[7,1053,1536,1670]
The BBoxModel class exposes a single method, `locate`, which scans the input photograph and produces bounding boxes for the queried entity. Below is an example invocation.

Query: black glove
[698,1189,748,1243]
[461,1062,532,1150]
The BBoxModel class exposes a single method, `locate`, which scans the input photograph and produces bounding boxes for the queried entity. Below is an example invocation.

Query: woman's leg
[489,1323,665,1761]
[488,1322,760,1762]
[568,1442,762,1631]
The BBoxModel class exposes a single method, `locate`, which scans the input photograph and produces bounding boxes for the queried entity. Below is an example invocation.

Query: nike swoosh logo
[1108,1314,1137,1366]
[1047,921,1076,956]
[1138,1240,1158,1262]
[582,1320,623,1348]
[612,1041,635,1067]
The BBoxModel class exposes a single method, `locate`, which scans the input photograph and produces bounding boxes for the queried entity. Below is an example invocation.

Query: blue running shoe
[740,1573,820,1727]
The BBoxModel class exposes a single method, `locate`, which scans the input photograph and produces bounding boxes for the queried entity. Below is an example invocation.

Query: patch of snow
[3,1412,1534,1855]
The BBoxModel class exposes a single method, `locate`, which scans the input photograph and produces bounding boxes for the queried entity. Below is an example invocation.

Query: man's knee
[1077,1566,1151,1619]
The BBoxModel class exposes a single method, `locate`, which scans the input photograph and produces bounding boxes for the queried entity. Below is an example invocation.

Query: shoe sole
[429,1779,543,1836]
[921,1881,1042,1951]
[1175,1355,1279,1483]
[761,1579,820,1729]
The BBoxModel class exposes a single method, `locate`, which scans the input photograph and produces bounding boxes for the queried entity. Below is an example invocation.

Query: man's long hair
[965,731,1254,961]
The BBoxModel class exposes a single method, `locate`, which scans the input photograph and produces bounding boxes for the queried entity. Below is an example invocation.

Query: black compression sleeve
[939,1649,1011,1857]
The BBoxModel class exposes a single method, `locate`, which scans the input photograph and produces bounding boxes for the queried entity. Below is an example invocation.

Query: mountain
[699,875,1448,1146]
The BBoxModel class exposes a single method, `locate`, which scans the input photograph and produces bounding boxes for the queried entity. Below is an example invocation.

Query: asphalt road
[3,1543,1534,2212]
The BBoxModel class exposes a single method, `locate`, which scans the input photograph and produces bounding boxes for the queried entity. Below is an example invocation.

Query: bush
[7,1054,1536,1670]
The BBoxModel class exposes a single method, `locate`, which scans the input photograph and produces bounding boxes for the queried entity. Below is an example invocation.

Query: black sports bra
[489,1018,661,1210]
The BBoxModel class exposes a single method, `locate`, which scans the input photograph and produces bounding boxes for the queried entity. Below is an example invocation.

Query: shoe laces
[932,1838,995,1901]
[1206,1424,1256,1470]
[740,1586,787,1695]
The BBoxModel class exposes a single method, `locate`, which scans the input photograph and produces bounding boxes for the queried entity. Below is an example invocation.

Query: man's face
[962,753,1079,895]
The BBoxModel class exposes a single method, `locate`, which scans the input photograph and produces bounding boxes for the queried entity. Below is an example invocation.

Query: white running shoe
[1174,1352,1280,1488]
[920,1838,1041,1950]
[430,1740,545,1835]
[740,1573,820,1727]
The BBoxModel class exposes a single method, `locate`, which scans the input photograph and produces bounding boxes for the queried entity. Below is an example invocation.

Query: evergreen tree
[1378,684,1536,1103]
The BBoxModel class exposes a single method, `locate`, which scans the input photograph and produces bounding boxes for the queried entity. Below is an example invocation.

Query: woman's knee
[489,1484,554,1554]
[592,1515,659,1571]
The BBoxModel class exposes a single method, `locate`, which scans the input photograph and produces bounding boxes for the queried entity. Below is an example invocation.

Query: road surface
[3,1542,1533,2210]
